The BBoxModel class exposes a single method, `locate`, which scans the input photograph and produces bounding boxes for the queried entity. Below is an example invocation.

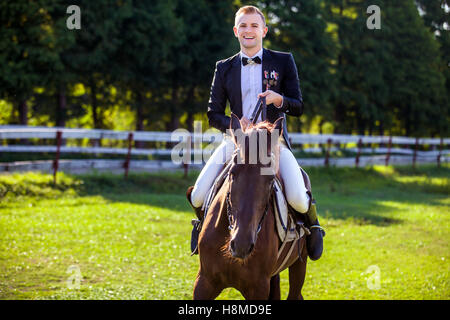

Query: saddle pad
[273,178,304,242]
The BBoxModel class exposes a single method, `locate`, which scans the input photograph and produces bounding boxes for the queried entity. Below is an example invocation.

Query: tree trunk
[18,99,28,126]
[56,85,67,146]
[318,119,324,135]
[378,119,384,137]
[164,87,181,149]
[135,90,144,149]
[333,103,345,134]
[89,79,101,147]
[186,111,194,133]
[185,86,195,133]
[91,83,99,129]
[167,86,180,132]
[356,111,365,136]
[405,109,411,137]
[18,99,28,144]
[56,85,66,128]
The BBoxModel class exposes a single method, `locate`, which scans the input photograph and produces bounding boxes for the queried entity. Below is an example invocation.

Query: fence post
[385,136,392,166]
[124,132,134,178]
[437,137,443,167]
[325,138,332,167]
[412,137,419,168]
[53,130,62,184]
[355,138,362,168]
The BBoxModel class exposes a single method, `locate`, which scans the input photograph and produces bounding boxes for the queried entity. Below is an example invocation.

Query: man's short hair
[234,5,266,27]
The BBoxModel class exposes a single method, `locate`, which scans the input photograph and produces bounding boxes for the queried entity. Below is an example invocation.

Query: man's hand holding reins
[258,90,283,108]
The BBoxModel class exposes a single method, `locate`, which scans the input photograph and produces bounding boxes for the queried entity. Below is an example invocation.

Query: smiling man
[187,5,325,261]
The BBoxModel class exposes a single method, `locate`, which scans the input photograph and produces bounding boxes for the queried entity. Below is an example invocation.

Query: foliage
[263,0,337,132]
[0,0,447,137]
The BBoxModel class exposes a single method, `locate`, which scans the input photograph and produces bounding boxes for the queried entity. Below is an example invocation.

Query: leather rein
[224,158,275,235]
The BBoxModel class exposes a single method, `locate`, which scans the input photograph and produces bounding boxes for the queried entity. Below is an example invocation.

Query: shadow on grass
[308,165,449,226]
[1,165,448,226]
[318,200,404,226]
[78,165,449,226]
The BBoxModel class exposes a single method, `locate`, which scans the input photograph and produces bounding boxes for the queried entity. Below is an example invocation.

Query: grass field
[0,165,448,300]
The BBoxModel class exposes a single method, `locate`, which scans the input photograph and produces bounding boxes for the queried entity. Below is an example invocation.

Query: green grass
[0,165,449,300]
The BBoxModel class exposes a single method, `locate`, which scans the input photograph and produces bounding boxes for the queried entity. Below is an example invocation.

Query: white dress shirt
[240,48,263,123]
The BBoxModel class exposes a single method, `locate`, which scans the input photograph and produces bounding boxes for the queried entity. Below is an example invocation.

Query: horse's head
[225,113,283,260]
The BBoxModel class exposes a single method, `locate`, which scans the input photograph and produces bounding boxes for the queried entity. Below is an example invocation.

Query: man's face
[233,13,268,51]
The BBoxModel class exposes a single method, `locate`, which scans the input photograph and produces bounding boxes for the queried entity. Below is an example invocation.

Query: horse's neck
[209,178,230,231]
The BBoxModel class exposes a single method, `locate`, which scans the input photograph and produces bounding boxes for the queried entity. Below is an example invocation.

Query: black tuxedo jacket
[207,48,304,150]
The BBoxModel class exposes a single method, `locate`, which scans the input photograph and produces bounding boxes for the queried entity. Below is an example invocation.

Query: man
[187,5,325,260]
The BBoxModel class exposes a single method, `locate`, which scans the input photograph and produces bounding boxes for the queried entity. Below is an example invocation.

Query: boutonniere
[263,70,279,89]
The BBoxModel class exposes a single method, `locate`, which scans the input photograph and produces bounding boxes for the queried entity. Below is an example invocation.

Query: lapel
[228,48,272,119]
[262,48,272,92]
[229,54,242,118]
[261,48,280,124]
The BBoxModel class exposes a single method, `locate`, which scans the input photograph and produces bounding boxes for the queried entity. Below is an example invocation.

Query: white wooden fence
[0,126,448,180]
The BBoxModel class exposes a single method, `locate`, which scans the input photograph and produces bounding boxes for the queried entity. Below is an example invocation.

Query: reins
[249,96,267,124]
[225,162,274,235]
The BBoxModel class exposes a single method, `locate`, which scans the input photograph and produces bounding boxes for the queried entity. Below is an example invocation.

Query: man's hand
[258,90,283,108]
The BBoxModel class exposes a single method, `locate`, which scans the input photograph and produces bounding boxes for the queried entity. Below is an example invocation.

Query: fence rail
[1,127,448,145]
[0,126,448,181]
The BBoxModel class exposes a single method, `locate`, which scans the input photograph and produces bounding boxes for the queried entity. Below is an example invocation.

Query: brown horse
[193,113,307,300]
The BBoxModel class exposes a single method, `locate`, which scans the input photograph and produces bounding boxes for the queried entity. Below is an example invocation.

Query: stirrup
[309,224,325,236]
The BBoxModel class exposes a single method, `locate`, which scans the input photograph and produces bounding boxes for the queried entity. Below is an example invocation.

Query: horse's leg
[193,272,222,300]
[241,279,271,300]
[268,274,281,300]
[287,257,307,300]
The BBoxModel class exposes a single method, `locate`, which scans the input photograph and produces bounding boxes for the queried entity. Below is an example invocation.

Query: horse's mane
[244,120,275,133]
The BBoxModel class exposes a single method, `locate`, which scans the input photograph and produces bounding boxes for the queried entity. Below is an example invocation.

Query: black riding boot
[304,193,325,261]
[186,186,204,255]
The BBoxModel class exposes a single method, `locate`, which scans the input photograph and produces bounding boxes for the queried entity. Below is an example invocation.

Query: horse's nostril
[248,243,254,254]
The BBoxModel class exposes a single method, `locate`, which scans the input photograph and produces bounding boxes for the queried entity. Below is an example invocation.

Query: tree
[31,1,78,128]
[415,0,450,136]
[0,0,63,125]
[62,0,125,129]
[324,0,446,136]
[262,0,337,133]
[162,0,236,132]
[382,0,447,136]
[112,0,181,135]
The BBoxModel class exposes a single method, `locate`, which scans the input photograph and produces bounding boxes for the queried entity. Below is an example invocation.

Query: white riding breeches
[190,135,310,213]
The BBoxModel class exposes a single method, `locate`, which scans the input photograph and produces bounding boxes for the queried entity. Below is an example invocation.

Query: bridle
[225,94,278,236]
[225,163,275,235]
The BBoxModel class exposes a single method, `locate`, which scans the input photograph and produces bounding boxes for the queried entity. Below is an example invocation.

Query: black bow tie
[242,56,261,66]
